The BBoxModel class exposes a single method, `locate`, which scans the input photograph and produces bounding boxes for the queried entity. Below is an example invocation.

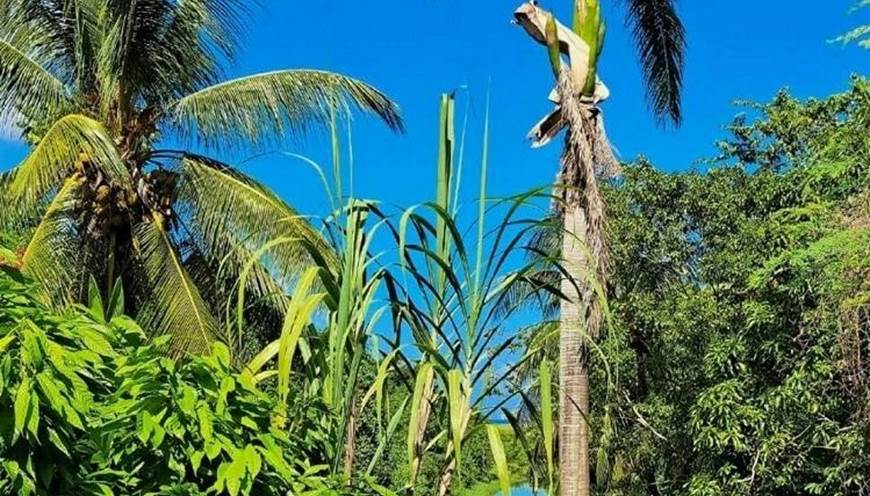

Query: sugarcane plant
[232,124,397,486]
[389,94,561,495]
[234,92,564,494]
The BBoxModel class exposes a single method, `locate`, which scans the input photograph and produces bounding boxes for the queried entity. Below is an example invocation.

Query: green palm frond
[0,38,70,126]
[164,70,404,150]
[9,113,129,204]
[189,229,290,314]
[133,217,219,354]
[0,170,22,231]
[0,0,98,84]
[177,155,335,298]
[96,0,246,112]
[624,0,686,126]
[20,179,85,306]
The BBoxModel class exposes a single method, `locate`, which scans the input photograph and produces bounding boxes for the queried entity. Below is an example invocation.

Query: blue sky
[1,0,868,215]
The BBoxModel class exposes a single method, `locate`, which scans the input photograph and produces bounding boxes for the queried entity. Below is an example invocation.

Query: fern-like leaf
[0,38,70,127]
[20,179,84,306]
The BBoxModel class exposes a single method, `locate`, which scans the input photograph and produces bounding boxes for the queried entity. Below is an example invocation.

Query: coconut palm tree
[0,0,403,355]
[514,1,685,495]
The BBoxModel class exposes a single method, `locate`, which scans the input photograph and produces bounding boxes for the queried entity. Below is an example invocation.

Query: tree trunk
[559,204,593,496]
[555,68,608,496]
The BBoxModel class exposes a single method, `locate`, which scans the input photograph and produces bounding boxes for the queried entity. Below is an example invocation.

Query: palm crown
[0,0,403,355]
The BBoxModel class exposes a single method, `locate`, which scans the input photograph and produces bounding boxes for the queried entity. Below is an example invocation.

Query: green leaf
[87,275,105,322]
[191,451,204,474]
[212,342,231,369]
[106,277,125,320]
[205,440,222,461]
[486,425,512,496]
[133,219,219,354]
[407,361,433,482]
[26,385,39,437]
[9,114,129,205]
[244,444,262,479]
[19,179,84,307]
[0,334,16,353]
[198,406,214,442]
[0,39,70,122]
[224,457,246,496]
[447,368,466,476]
[545,13,562,80]
[138,411,154,443]
[14,376,32,438]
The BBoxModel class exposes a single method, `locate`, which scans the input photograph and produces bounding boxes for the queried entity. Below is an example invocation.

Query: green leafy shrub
[0,269,365,495]
[0,271,119,495]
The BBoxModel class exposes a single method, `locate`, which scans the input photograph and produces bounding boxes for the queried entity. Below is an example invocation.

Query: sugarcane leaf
[486,424,512,496]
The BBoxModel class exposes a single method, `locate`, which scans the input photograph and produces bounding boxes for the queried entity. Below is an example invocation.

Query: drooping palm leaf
[9,114,129,204]
[0,38,70,126]
[133,217,219,354]
[624,0,686,125]
[165,70,404,150]
[176,155,335,296]
[0,0,100,86]
[20,179,85,306]
[0,170,26,231]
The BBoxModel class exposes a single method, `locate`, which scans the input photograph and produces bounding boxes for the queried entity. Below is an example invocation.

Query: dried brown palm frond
[554,66,608,337]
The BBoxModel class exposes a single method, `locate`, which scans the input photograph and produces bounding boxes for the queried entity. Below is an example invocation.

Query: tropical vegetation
[0,0,867,496]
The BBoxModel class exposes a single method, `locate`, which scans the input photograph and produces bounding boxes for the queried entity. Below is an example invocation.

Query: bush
[0,269,365,496]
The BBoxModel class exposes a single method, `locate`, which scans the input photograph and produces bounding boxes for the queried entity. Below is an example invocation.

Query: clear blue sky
[1,0,868,214]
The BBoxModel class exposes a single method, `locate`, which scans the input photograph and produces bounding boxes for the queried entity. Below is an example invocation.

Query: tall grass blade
[486,425,512,496]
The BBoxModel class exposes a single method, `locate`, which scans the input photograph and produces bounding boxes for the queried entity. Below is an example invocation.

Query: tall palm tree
[0,0,402,355]
[514,1,685,495]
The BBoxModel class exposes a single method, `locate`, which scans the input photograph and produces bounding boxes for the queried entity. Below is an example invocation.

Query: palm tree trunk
[559,203,592,496]
[555,68,608,496]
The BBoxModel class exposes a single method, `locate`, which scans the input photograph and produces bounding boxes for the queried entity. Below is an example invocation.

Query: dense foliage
[580,78,869,495]
[0,268,375,496]
[0,1,866,489]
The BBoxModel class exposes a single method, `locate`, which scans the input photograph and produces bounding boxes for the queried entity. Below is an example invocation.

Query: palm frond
[96,0,247,110]
[133,217,219,354]
[624,0,686,126]
[9,113,129,204]
[0,170,23,231]
[176,155,334,298]
[164,70,404,150]
[20,179,85,306]
[0,38,70,128]
[0,0,98,87]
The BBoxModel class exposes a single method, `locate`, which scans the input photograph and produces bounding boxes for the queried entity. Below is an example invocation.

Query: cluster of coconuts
[73,153,178,238]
